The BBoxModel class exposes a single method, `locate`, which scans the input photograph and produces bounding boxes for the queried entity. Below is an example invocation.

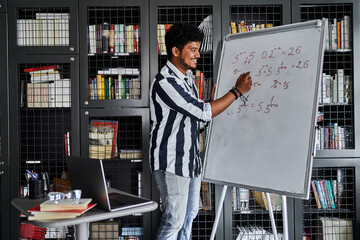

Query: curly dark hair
[165,23,203,60]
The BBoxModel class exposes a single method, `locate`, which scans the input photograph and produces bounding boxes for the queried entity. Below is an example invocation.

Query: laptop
[65,156,153,212]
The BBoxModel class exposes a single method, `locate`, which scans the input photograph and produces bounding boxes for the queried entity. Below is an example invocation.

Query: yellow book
[96,74,102,100]
[240,21,246,32]
[101,76,105,99]
[230,22,237,34]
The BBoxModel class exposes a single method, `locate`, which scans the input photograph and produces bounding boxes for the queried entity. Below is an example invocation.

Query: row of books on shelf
[229,21,274,34]
[157,24,171,55]
[232,188,282,213]
[315,124,350,150]
[89,75,140,100]
[17,13,70,47]
[323,16,351,51]
[157,15,213,54]
[311,170,345,209]
[23,79,71,108]
[88,23,139,54]
[320,70,352,105]
[235,225,284,240]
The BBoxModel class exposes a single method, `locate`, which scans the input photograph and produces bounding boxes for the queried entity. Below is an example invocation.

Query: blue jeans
[153,170,201,240]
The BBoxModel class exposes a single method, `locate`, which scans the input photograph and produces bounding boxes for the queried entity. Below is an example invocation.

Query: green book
[120,78,126,99]
[104,77,109,99]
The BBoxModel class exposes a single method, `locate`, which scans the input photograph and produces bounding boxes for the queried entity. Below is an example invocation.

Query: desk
[12,198,158,240]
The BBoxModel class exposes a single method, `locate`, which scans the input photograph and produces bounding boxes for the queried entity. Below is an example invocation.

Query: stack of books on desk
[27,198,96,221]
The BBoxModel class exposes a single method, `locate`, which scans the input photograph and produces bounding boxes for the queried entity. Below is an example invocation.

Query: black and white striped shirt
[149,61,212,178]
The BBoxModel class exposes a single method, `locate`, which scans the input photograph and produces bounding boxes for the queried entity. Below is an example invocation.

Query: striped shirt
[149,61,212,178]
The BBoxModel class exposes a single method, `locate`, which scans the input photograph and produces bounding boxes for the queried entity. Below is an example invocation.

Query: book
[311,180,321,209]
[102,22,110,53]
[28,203,96,221]
[40,198,92,211]
[201,182,211,211]
[325,180,336,209]
[109,24,115,53]
[322,180,335,209]
[337,69,344,103]
[343,15,351,50]
[24,65,59,73]
[337,168,345,208]
[314,180,327,209]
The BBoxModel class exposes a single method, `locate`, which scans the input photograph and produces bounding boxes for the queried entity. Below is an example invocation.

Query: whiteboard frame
[203,20,326,199]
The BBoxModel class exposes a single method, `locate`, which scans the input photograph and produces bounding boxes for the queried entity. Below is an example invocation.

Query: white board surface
[203,20,326,199]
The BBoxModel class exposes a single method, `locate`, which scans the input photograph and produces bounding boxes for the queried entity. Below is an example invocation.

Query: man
[149,23,252,239]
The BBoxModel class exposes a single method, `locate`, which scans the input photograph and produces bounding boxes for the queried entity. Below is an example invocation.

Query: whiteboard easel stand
[210,186,289,240]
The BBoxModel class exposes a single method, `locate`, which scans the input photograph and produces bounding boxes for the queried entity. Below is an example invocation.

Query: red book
[199,72,204,100]
[27,203,96,221]
[64,133,69,156]
[134,25,139,53]
[109,24,115,53]
[23,65,59,73]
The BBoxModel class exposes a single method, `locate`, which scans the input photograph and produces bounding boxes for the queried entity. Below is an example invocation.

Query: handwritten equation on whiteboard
[226,45,311,115]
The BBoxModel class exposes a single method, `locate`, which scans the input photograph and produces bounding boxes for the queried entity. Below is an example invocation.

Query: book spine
[319,180,329,208]
[325,180,336,209]
[102,23,109,53]
[109,24,115,53]
[311,180,322,209]
[314,180,327,209]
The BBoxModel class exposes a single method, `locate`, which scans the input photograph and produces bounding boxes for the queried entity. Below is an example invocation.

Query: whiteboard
[203,20,326,199]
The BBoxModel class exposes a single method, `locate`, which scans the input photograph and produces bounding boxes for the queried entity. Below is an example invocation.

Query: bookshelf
[79,0,149,108]
[292,1,359,158]
[80,108,152,239]
[8,54,80,238]
[1,0,360,239]
[8,0,78,55]
[291,1,360,239]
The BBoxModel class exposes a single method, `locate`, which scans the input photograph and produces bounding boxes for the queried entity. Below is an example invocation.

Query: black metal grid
[18,63,72,188]
[229,5,282,33]
[303,167,355,239]
[16,7,70,47]
[88,115,144,239]
[87,7,141,101]
[300,3,354,150]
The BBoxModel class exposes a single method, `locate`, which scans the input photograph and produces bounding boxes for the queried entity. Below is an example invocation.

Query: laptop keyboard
[108,192,148,209]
